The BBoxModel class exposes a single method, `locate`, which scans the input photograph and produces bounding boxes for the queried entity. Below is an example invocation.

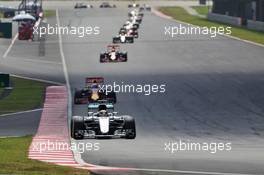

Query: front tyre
[123,116,136,139]
[71,116,85,140]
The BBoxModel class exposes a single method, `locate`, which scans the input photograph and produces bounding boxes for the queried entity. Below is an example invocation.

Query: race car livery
[74,77,116,104]
[100,45,127,63]
[71,104,136,139]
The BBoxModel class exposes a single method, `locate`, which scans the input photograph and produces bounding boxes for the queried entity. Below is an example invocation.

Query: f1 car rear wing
[85,77,104,87]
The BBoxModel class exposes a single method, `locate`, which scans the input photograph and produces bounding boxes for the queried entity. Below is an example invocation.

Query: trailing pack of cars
[74,2,116,9]
[113,9,144,44]
[71,4,151,140]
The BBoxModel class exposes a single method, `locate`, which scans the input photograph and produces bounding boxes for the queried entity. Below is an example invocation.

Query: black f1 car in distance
[71,104,136,139]
[100,2,116,8]
[74,77,116,104]
[119,27,138,38]
[74,3,93,9]
[100,45,127,63]
[139,4,151,11]
[113,32,134,44]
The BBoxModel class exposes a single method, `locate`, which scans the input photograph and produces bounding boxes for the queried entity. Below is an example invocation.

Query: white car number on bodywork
[120,35,126,42]
[99,117,110,133]
[110,52,116,60]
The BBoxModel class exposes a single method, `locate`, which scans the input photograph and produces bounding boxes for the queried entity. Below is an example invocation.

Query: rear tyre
[71,116,85,140]
[100,53,105,63]
[123,116,136,139]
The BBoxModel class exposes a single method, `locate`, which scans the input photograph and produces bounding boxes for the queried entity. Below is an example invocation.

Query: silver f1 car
[71,104,136,139]
[113,32,134,43]
[100,45,127,63]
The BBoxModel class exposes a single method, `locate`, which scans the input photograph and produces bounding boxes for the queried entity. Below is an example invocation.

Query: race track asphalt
[58,7,264,175]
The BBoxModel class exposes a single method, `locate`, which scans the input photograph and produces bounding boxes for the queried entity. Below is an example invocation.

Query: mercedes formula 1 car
[100,45,127,63]
[71,104,136,139]
[113,33,134,43]
[74,77,116,104]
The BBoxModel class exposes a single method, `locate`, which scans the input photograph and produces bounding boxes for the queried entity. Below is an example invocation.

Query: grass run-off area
[0,136,89,175]
[159,7,264,45]
[0,77,48,115]
[44,10,56,18]
[192,5,211,16]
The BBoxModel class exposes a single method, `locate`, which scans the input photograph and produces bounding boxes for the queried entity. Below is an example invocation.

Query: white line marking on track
[56,9,72,111]
[56,8,84,168]
[0,108,43,117]
[8,57,63,65]
[3,33,18,58]
[10,74,64,85]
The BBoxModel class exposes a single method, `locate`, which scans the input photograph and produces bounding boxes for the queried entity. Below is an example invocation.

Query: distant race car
[74,3,93,9]
[129,15,143,23]
[119,27,138,38]
[74,77,116,104]
[113,32,134,43]
[139,4,151,11]
[128,3,140,8]
[100,45,127,63]
[127,28,138,38]
[128,10,144,18]
[71,104,136,139]
[123,21,140,31]
[99,2,116,8]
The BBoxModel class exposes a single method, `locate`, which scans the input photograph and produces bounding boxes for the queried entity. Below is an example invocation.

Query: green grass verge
[159,7,264,45]
[0,77,48,115]
[0,136,89,175]
[44,10,56,18]
[192,5,211,16]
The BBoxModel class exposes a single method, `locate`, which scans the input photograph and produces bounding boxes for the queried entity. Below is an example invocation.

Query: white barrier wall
[207,13,241,27]
[247,20,264,32]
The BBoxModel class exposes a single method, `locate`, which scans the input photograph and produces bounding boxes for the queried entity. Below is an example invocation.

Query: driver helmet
[98,105,107,116]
